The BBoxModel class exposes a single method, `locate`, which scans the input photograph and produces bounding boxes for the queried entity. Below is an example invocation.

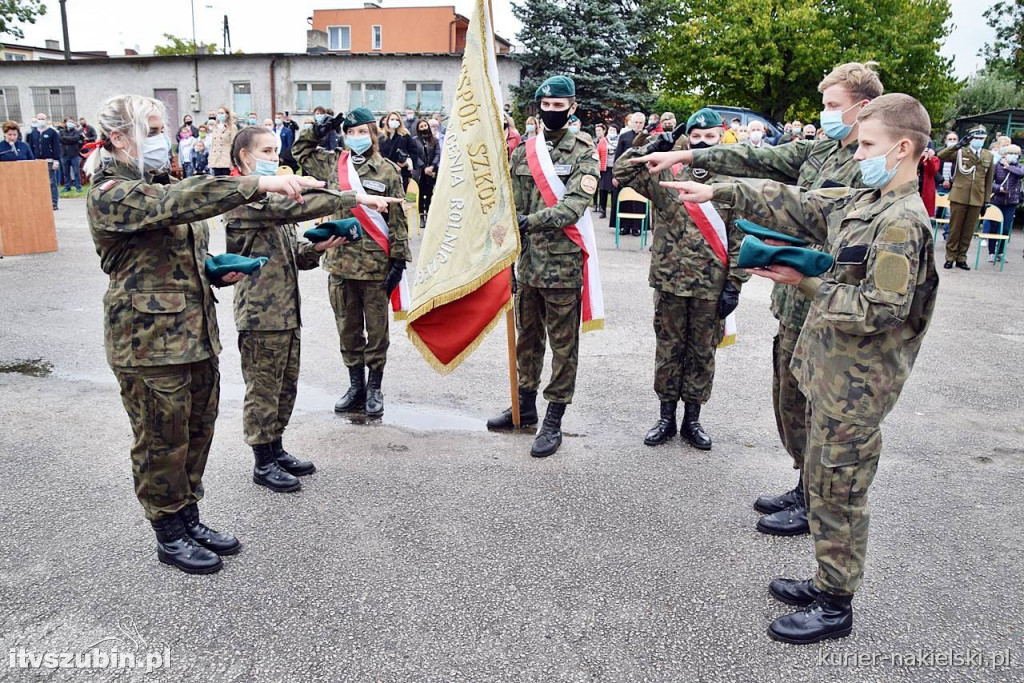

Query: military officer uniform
[690,134,864,535]
[486,76,599,458]
[614,108,748,450]
[225,188,357,491]
[715,175,939,643]
[936,125,996,268]
[292,107,410,417]
[88,160,262,574]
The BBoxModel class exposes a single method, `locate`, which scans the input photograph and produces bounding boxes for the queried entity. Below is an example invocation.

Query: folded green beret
[737,235,834,276]
[536,76,575,100]
[303,218,363,243]
[686,107,723,133]
[735,219,808,246]
[205,253,268,279]
[343,107,375,131]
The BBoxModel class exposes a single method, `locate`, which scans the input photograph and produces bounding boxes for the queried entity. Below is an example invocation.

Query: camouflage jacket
[87,161,263,369]
[225,189,357,332]
[714,179,938,427]
[692,139,863,329]
[936,146,996,207]
[613,146,748,301]
[292,129,410,280]
[510,129,600,289]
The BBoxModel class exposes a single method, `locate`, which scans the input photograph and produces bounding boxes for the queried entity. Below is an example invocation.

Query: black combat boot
[486,389,539,430]
[681,402,712,450]
[334,365,366,413]
[151,514,223,575]
[252,443,301,493]
[644,401,677,446]
[955,261,970,271]
[769,577,821,607]
[365,369,384,417]
[754,475,804,514]
[756,501,810,536]
[531,403,566,458]
[768,591,853,644]
[179,502,241,556]
[272,437,316,476]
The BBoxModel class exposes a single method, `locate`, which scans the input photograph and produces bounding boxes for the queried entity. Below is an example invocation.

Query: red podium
[0,160,59,256]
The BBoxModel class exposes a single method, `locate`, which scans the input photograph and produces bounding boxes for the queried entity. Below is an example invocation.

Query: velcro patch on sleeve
[580,175,598,194]
[874,250,910,294]
[882,225,908,243]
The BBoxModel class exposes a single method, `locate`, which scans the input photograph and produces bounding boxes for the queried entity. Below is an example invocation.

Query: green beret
[536,76,575,100]
[686,107,723,133]
[343,107,375,131]
[737,236,834,276]
[568,115,580,124]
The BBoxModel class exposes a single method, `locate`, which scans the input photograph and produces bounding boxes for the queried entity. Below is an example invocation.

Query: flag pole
[507,270,520,427]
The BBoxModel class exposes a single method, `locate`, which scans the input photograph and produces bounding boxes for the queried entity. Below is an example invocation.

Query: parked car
[707,106,786,145]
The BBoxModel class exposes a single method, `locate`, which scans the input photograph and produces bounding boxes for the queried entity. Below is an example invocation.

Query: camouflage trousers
[773,321,807,470]
[516,285,582,404]
[328,275,390,371]
[945,201,982,263]
[803,404,882,596]
[239,329,300,446]
[113,358,219,521]
[652,290,721,404]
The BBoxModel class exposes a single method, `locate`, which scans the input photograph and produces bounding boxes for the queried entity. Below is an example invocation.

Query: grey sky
[13,0,996,79]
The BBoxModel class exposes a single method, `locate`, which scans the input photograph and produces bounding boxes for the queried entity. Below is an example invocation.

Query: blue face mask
[315,114,328,124]
[525,124,536,133]
[142,134,170,171]
[970,138,985,151]
[819,102,860,141]
[247,156,279,177]
[858,142,900,189]
[1007,154,1019,164]
[568,126,580,134]
[346,135,372,154]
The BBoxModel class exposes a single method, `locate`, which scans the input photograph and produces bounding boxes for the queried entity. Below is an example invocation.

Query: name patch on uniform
[580,174,598,194]
[362,180,386,193]
[553,164,572,176]
[836,244,869,265]
[99,180,118,192]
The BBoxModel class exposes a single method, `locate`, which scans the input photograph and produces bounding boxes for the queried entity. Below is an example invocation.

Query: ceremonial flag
[683,201,737,347]
[406,0,519,373]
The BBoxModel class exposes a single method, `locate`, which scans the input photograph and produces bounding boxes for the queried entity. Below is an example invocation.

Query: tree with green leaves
[0,0,46,39]
[153,34,219,56]
[941,68,1024,125]
[982,0,1024,87]
[656,0,959,124]
[511,0,670,124]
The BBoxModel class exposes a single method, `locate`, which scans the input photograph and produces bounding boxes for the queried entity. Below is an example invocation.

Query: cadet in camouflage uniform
[226,126,396,493]
[633,62,883,537]
[936,125,996,269]
[292,107,410,418]
[486,76,599,458]
[671,94,939,644]
[614,108,748,450]
[85,94,326,574]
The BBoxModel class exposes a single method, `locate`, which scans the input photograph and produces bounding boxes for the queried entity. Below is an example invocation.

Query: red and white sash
[524,131,605,331]
[337,151,411,319]
[682,201,737,347]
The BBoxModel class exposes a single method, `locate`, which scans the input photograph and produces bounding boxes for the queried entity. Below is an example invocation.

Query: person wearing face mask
[272,111,297,172]
[722,118,741,144]
[936,125,996,269]
[177,125,195,178]
[746,120,771,149]
[802,124,817,140]
[84,94,329,575]
[225,126,397,491]
[632,61,883,539]
[182,115,199,139]
[614,107,748,450]
[523,116,538,140]
[412,118,441,228]
[59,117,85,192]
[208,105,237,176]
[247,113,259,127]
[611,111,647,233]
[379,110,419,191]
[27,112,61,209]
[486,75,602,459]
[292,107,410,418]
[917,141,940,217]
[665,93,939,646]
[985,143,1022,263]
[938,131,958,196]
[595,123,612,218]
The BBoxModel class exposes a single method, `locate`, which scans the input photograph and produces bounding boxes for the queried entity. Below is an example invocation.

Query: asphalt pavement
[1,199,1021,682]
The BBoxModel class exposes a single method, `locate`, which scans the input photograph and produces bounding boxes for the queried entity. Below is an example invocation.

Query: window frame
[294,81,333,115]
[349,81,388,115]
[0,86,22,122]
[29,86,76,122]
[403,82,443,114]
[327,25,351,51]
[231,81,252,120]
[371,25,382,51]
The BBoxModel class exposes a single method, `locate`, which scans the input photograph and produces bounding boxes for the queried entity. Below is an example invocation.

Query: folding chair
[974,205,1008,271]
[405,178,420,237]
[932,193,950,243]
[614,187,650,249]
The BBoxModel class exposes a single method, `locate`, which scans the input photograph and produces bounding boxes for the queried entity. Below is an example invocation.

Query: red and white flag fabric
[683,200,737,347]
[524,130,605,331]
[337,150,412,319]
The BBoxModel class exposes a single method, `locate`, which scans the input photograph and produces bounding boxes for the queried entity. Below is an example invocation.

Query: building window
[295,82,332,113]
[349,82,387,114]
[371,25,382,51]
[5,54,28,61]
[328,26,351,51]
[404,83,443,113]
[0,87,22,122]
[29,86,76,121]
[232,82,252,119]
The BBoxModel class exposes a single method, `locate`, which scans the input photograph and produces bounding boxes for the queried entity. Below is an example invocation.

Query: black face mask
[690,141,712,149]
[539,108,571,132]
[419,129,431,138]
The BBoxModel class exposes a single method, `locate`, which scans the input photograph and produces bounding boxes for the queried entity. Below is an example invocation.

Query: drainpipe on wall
[269,57,277,116]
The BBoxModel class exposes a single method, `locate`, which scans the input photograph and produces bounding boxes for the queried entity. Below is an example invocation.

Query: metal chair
[614,187,650,249]
[975,205,1008,271]
[932,193,950,242]
[405,178,420,236]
